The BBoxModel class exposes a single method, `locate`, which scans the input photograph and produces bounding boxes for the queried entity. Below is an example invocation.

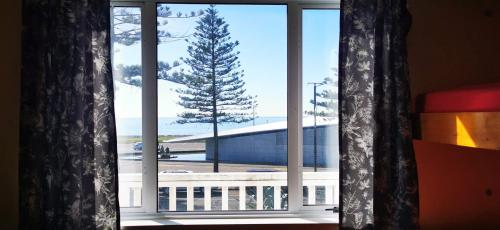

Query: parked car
[133,142,143,151]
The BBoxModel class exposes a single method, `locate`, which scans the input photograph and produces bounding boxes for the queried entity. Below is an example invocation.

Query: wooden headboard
[415,83,500,150]
[419,112,500,150]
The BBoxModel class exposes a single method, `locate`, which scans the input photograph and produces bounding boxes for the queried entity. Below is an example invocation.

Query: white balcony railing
[119,171,339,211]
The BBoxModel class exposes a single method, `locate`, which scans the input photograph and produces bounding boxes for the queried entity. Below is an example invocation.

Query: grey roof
[166,116,337,143]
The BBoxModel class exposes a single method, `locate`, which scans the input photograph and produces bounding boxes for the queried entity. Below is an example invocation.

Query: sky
[112,4,339,118]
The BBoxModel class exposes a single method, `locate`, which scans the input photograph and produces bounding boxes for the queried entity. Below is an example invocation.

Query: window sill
[121,213,339,227]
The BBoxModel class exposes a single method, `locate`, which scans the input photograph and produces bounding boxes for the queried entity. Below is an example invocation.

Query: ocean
[116,116,287,136]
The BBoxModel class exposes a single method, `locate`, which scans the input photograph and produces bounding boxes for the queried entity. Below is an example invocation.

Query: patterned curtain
[20,0,119,229]
[339,0,419,229]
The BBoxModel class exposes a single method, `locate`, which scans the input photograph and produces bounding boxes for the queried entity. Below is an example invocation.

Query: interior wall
[0,0,21,229]
[408,0,500,101]
[414,140,500,229]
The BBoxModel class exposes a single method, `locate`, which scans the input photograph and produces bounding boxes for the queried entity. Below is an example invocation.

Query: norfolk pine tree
[306,68,339,118]
[112,6,203,86]
[312,76,338,117]
[176,5,254,172]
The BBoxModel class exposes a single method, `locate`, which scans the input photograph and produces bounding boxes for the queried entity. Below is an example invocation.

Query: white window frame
[111,0,341,218]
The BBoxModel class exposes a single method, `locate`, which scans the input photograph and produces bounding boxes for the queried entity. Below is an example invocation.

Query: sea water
[116,116,287,136]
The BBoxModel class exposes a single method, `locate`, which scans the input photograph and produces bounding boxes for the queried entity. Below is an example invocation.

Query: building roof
[166,116,338,143]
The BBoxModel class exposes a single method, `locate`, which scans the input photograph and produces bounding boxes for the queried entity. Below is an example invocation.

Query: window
[302,9,340,208]
[112,6,143,209]
[156,4,287,212]
[111,0,340,217]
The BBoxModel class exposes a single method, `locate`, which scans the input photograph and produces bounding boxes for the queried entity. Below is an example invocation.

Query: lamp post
[308,82,325,172]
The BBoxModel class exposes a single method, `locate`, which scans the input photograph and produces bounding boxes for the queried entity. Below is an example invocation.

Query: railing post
[239,186,246,210]
[325,185,333,205]
[119,189,126,207]
[204,186,211,211]
[222,186,229,210]
[133,187,142,207]
[256,186,263,210]
[169,186,176,211]
[308,185,316,205]
[187,186,194,211]
[333,183,340,205]
[274,186,281,210]
[127,187,134,207]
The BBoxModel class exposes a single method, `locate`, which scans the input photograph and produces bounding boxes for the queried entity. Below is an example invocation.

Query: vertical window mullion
[287,2,303,213]
[142,0,158,213]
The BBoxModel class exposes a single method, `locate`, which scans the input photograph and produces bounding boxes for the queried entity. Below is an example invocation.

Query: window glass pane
[302,9,340,206]
[156,4,287,212]
[111,7,143,208]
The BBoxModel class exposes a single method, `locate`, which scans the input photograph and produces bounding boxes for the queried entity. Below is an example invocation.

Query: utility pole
[308,82,325,172]
[252,95,258,126]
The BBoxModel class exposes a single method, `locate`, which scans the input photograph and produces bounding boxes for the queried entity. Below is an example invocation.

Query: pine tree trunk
[212,76,219,172]
[211,20,219,173]
[213,117,219,173]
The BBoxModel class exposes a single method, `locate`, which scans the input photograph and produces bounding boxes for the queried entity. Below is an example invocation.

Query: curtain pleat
[339,0,419,229]
[20,0,119,229]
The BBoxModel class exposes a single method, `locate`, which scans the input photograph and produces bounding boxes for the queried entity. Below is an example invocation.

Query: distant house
[167,117,339,168]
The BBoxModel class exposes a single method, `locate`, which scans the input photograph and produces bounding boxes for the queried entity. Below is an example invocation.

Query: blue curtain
[20,0,119,229]
[339,0,419,229]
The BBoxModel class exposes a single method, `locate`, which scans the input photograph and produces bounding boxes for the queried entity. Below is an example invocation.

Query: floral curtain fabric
[20,0,119,229]
[339,0,419,229]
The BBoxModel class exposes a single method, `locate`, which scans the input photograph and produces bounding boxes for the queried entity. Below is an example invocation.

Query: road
[118,142,205,155]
